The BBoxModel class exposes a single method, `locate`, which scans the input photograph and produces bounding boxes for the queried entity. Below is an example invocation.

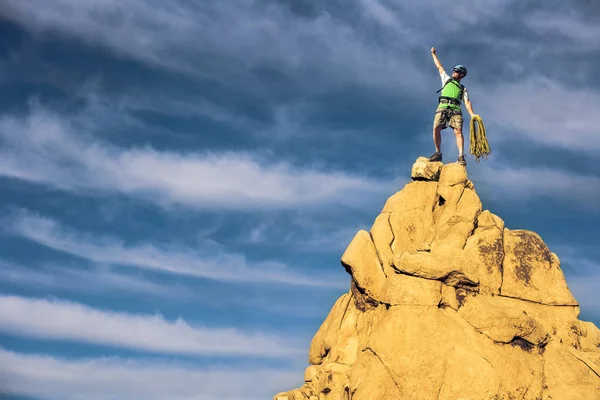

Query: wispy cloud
[0,260,192,298]
[242,211,366,255]
[359,0,400,29]
[473,76,600,153]
[115,91,258,130]
[361,0,515,34]
[245,219,361,253]
[470,161,600,211]
[4,0,597,107]
[0,295,304,358]
[6,0,598,158]
[0,0,517,100]
[0,106,391,211]
[6,210,344,288]
[0,348,300,400]
[526,9,600,50]
[550,244,600,275]
[1,0,429,95]
[0,259,348,319]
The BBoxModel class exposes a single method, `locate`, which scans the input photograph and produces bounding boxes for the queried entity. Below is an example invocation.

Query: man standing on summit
[429,47,478,166]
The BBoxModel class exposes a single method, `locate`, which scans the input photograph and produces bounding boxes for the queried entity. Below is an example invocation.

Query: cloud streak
[0,106,391,211]
[0,348,300,400]
[1,0,430,95]
[5,0,598,158]
[469,160,600,211]
[6,210,344,288]
[525,9,600,50]
[474,76,600,153]
[0,295,304,358]
[0,260,192,298]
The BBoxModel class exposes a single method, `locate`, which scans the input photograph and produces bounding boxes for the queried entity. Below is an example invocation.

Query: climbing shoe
[429,152,442,162]
[457,155,467,166]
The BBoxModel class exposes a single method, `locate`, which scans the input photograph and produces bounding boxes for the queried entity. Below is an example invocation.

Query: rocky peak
[274,157,600,400]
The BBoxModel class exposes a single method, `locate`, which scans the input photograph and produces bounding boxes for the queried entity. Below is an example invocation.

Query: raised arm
[431,47,444,74]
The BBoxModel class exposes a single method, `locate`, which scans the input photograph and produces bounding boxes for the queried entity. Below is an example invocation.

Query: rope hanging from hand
[469,115,491,162]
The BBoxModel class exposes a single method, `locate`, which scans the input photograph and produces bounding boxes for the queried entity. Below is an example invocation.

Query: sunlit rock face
[274,157,600,400]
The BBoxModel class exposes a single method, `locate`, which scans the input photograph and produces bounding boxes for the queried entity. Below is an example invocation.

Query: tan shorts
[433,107,463,130]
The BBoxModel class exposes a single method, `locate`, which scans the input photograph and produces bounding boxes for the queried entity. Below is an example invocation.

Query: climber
[428,47,479,166]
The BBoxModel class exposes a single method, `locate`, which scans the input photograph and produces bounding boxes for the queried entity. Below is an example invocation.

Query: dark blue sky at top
[0,0,599,399]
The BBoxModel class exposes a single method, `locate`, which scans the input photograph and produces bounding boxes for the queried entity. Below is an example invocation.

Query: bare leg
[454,127,464,156]
[433,125,442,153]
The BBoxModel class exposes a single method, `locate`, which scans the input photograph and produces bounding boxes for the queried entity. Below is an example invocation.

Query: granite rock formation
[274,157,600,400]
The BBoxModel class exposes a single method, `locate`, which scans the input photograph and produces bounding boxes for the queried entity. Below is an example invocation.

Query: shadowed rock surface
[274,157,600,400]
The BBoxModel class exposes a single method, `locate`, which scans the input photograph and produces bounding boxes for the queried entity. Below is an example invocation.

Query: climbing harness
[436,78,464,107]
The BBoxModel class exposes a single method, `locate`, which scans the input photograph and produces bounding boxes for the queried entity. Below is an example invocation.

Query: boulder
[275,157,600,400]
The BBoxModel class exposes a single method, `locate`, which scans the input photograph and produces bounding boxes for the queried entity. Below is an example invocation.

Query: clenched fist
[431,47,436,54]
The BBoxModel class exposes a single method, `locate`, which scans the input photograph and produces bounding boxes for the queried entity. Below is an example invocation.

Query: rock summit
[274,157,600,400]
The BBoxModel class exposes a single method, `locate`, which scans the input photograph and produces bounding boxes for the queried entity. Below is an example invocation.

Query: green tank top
[439,79,464,111]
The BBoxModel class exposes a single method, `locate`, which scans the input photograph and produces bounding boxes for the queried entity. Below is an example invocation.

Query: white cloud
[0,0,516,99]
[0,348,301,400]
[1,0,429,94]
[473,76,600,153]
[0,260,348,319]
[549,244,600,269]
[0,260,192,298]
[6,210,345,288]
[362,0,514,33]
[526,10,600,50]
[245,219,361,253]
[3,0,596,117]
[359,0,399,28]
[0,295,304,358]
[249,213,366,253]
[467,162,600,212]
[6,0,598,159]
[115,91,257,130]
[0,106,392,211]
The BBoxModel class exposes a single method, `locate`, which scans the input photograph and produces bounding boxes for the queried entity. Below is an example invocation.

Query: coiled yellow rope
[469,115,491,162]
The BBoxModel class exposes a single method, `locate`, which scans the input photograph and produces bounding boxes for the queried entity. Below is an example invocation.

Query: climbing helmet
[453,65,468,77]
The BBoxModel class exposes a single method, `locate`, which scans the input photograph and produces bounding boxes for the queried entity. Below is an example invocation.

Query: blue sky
[0,1,599,399]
